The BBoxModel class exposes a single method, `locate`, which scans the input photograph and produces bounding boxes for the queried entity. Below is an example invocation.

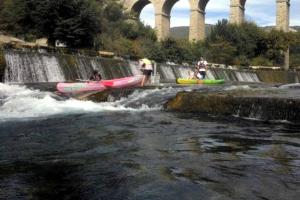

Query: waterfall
[172,66,191,79]
[4,51,65,83]
[3,51,132,83]
[157,64,177,81]
[234,71,260,82]
[128,60,143,76]
[3,50,300,84]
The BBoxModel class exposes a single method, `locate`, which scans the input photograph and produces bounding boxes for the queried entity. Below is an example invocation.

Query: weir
[1,50,300,84]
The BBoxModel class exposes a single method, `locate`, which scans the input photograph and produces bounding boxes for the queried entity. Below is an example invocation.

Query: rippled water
[0,84,299,200]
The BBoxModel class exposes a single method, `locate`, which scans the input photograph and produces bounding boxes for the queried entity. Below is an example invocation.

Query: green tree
[0,0,102,48]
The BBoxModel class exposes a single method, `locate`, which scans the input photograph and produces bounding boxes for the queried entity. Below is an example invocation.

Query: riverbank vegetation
[0,0,299,68]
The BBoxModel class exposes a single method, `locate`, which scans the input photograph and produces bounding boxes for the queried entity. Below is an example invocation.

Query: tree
[0,0,102,48]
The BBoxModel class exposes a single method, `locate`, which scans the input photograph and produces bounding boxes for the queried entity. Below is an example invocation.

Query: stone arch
[154,0,180,40]
[162,0,180,15]
[197,0,210,11]
[124,0,153,17]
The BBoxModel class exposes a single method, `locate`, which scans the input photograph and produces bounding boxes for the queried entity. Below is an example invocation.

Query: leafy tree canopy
[0,0,103,48]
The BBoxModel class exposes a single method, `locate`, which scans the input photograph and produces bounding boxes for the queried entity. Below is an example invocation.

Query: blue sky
[140,0,300,27]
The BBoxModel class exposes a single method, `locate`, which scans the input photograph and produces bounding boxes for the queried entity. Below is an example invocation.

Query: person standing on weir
[139,58,153,87]
[197,57,208,80]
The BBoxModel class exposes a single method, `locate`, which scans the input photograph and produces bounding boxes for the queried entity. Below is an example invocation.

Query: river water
[0,83,299,200]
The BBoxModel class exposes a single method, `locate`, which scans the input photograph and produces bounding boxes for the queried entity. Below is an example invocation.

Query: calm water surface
[0,84,299,200]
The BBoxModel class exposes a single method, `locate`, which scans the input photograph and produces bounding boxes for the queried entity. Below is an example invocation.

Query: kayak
[102,75,143,89]
[57,75,143,94]
[56,81,106,94]
[177,78,225,85]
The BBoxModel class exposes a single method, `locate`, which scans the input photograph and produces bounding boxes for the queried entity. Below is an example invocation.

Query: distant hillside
[170,25,300,39]
[264,26,300,32]
[170,25,214,39]
[291,26,300,31]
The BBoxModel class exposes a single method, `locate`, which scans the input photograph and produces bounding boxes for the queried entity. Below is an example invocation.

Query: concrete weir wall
[1,50,300,84]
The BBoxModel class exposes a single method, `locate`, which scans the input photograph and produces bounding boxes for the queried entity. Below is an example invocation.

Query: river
[0,83,299,200]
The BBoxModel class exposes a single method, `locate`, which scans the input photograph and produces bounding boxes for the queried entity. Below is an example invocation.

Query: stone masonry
[122,0,291,42]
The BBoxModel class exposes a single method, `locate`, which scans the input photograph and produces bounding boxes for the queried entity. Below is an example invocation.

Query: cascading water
[128,60,143,76]
[235,71,260,82]
[4,51,65,83]
[157,64,177,81]
[3,51,134,83]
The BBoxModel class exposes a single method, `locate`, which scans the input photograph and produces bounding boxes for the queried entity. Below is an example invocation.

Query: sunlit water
[0,83,299,200]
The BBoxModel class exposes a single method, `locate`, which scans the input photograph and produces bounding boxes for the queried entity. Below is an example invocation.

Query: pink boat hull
[102,75,143,89]
[57,75,143,94]
[57,81,106,94]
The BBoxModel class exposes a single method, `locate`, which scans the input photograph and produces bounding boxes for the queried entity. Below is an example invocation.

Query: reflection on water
[0,111,299,200]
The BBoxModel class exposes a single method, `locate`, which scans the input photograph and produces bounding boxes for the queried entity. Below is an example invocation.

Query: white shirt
[198,60,207,66]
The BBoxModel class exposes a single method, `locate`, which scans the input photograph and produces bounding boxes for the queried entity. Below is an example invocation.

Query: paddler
[197,57,207,80]
[139,58,153,87]
[89,70,102,81]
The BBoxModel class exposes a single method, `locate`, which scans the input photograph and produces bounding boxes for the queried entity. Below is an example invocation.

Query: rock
[164,90,300,122]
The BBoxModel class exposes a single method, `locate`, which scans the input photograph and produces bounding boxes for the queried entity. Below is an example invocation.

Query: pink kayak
[102,75,143,89]
[56,81,106,94]
[57,75,143,94]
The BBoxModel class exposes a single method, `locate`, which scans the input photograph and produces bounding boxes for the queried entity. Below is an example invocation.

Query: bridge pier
[229,0,246,24]
[189,9,205,41]
[155,12,171,41]
[276,0,290,70]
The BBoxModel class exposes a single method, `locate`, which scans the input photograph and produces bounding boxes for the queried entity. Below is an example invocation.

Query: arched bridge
[122,0,291,41]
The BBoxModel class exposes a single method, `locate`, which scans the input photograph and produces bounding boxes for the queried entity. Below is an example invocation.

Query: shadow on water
[0,160,133,200]
[0,161,83,199]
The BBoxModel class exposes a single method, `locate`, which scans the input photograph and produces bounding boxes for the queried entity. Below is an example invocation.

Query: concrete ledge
[164,90,300,122]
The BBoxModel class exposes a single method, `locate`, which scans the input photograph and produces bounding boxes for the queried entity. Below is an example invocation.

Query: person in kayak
[188,70,195,79]
[197,57,207,80]
[139,58,153,87]
[89,70,102,81]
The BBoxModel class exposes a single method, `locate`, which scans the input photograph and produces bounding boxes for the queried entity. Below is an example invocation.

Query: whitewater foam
[0,84,169,121]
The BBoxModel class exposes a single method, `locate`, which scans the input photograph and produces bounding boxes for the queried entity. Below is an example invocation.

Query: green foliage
[206,39,237,65]
[0,0,102,48]
[288,32,300,68]
[250,56,273,66]
[205,19,293,66]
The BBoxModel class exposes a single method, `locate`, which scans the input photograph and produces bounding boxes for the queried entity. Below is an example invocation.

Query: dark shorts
[199,71,206,76]
[143,70,152,76]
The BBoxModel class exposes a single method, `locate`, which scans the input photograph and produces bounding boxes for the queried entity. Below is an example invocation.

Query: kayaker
[188,70,195,79]
[197,57,207,80]
[139,58,153,87]
[89,70,102,81]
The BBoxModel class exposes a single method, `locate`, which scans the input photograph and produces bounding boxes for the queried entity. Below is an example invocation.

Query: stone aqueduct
[121,0,291,41]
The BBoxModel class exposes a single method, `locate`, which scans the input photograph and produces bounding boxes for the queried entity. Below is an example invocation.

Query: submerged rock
[79,88,136,102]
[164,90,300,122]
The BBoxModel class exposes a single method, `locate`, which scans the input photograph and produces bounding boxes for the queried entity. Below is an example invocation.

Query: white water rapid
[0,84,175,121]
